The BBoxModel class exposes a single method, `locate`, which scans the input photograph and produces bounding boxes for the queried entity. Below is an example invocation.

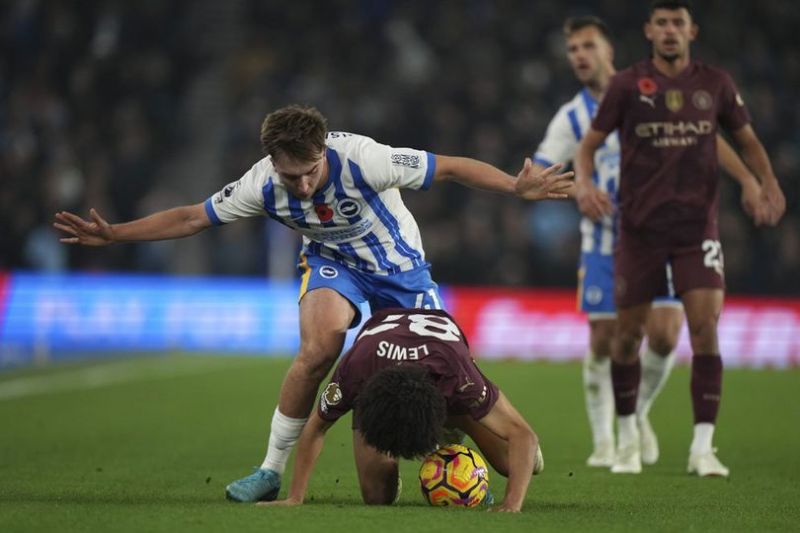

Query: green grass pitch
[0,355,798,532]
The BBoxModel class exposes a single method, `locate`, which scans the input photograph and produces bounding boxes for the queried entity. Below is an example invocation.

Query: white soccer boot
[612,416,642,474]
[586,441,616,468]
[638,415,659,465]
[687,448,729,477]
[611,443,642,474]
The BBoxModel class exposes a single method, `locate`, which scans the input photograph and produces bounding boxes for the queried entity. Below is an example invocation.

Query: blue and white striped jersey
[534,88,620,256]
[204,132,436,275]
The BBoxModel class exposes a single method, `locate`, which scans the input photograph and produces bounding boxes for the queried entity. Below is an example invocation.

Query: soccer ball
[419,444,490,507]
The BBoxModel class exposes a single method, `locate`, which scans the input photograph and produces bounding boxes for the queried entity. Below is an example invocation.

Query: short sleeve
[355,136,436,192]
[717,72,751,132]
[317,360,355,423]
[204,160,268,225]
[437,351,499,421]
[534,106,579,166]
[592,73,627,133]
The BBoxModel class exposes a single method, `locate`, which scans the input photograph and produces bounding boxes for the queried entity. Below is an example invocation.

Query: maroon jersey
[317,308,499,425]
[592,59,750,241]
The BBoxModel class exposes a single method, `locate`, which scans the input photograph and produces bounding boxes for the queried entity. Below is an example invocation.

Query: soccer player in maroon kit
[526,15,766,470]
[256,308,542,512]
[574,0,786,476]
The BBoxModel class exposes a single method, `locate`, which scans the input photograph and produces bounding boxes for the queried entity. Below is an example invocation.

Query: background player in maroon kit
[525,15,767,471]
[257,308,542,512]
[574,0,785,476]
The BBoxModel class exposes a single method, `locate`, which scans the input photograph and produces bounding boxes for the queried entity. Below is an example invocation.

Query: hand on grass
[256,497,302,507]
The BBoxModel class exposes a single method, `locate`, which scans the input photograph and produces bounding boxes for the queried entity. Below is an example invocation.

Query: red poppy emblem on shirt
[314,204,334,222]
[637,77,658,95]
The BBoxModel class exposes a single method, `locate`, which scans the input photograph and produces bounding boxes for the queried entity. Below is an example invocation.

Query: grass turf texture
[0,355,798,532]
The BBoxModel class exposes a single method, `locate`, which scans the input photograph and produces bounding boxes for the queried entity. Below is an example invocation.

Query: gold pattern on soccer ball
[419,444,490,507]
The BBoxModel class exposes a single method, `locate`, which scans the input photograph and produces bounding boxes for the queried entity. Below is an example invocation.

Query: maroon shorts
[614,232,725,309]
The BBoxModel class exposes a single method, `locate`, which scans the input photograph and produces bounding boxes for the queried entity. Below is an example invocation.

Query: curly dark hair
[354,365,447,460]
[260,105,327,161]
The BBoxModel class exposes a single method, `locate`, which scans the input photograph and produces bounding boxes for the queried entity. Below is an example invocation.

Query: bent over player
[54,105,569,501]
[257,308,542,512]
[574,0,785,476]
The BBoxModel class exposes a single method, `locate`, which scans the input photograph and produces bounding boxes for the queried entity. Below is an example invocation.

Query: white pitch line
[0,357,246,401]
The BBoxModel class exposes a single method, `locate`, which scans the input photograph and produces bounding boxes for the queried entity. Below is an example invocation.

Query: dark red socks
[691,354,723,424]
[611,359,641,416]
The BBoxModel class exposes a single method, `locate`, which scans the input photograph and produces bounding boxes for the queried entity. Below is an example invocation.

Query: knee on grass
[360,482,398,505]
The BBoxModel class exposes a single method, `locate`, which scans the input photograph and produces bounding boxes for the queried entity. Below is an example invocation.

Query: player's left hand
[759,178,786,226]
[740,179,769,226]
[256,497,303,507]
[515,159,574,201]
[575,177,613,221]
[488,503,522,513]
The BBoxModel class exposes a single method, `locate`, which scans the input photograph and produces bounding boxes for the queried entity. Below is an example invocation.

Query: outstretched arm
[433,155,573,199]
[574,128,614,220]
[730,124,786,226]
[53,203,212,246]
[258,411,334,507]
[477,392,538,513]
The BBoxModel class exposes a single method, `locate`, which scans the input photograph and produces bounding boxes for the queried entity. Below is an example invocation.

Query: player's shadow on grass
[0,492,222,505]
[303,495,603,512]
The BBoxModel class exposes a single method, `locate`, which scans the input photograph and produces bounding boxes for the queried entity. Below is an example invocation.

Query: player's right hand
[574,178,613,221]
[53,208,115,246]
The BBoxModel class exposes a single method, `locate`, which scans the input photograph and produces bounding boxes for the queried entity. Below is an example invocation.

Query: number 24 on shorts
[702,239,724,276]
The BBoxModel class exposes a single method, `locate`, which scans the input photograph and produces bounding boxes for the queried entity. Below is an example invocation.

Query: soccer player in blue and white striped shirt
[55,104,572,501]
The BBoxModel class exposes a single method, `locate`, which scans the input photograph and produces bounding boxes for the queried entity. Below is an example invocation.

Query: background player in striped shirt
[527,15,769,469]
[574,0,785,476]
[54,105,571,502]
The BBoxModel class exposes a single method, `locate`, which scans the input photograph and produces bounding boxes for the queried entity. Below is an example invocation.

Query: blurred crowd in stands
[2,0,798,295]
